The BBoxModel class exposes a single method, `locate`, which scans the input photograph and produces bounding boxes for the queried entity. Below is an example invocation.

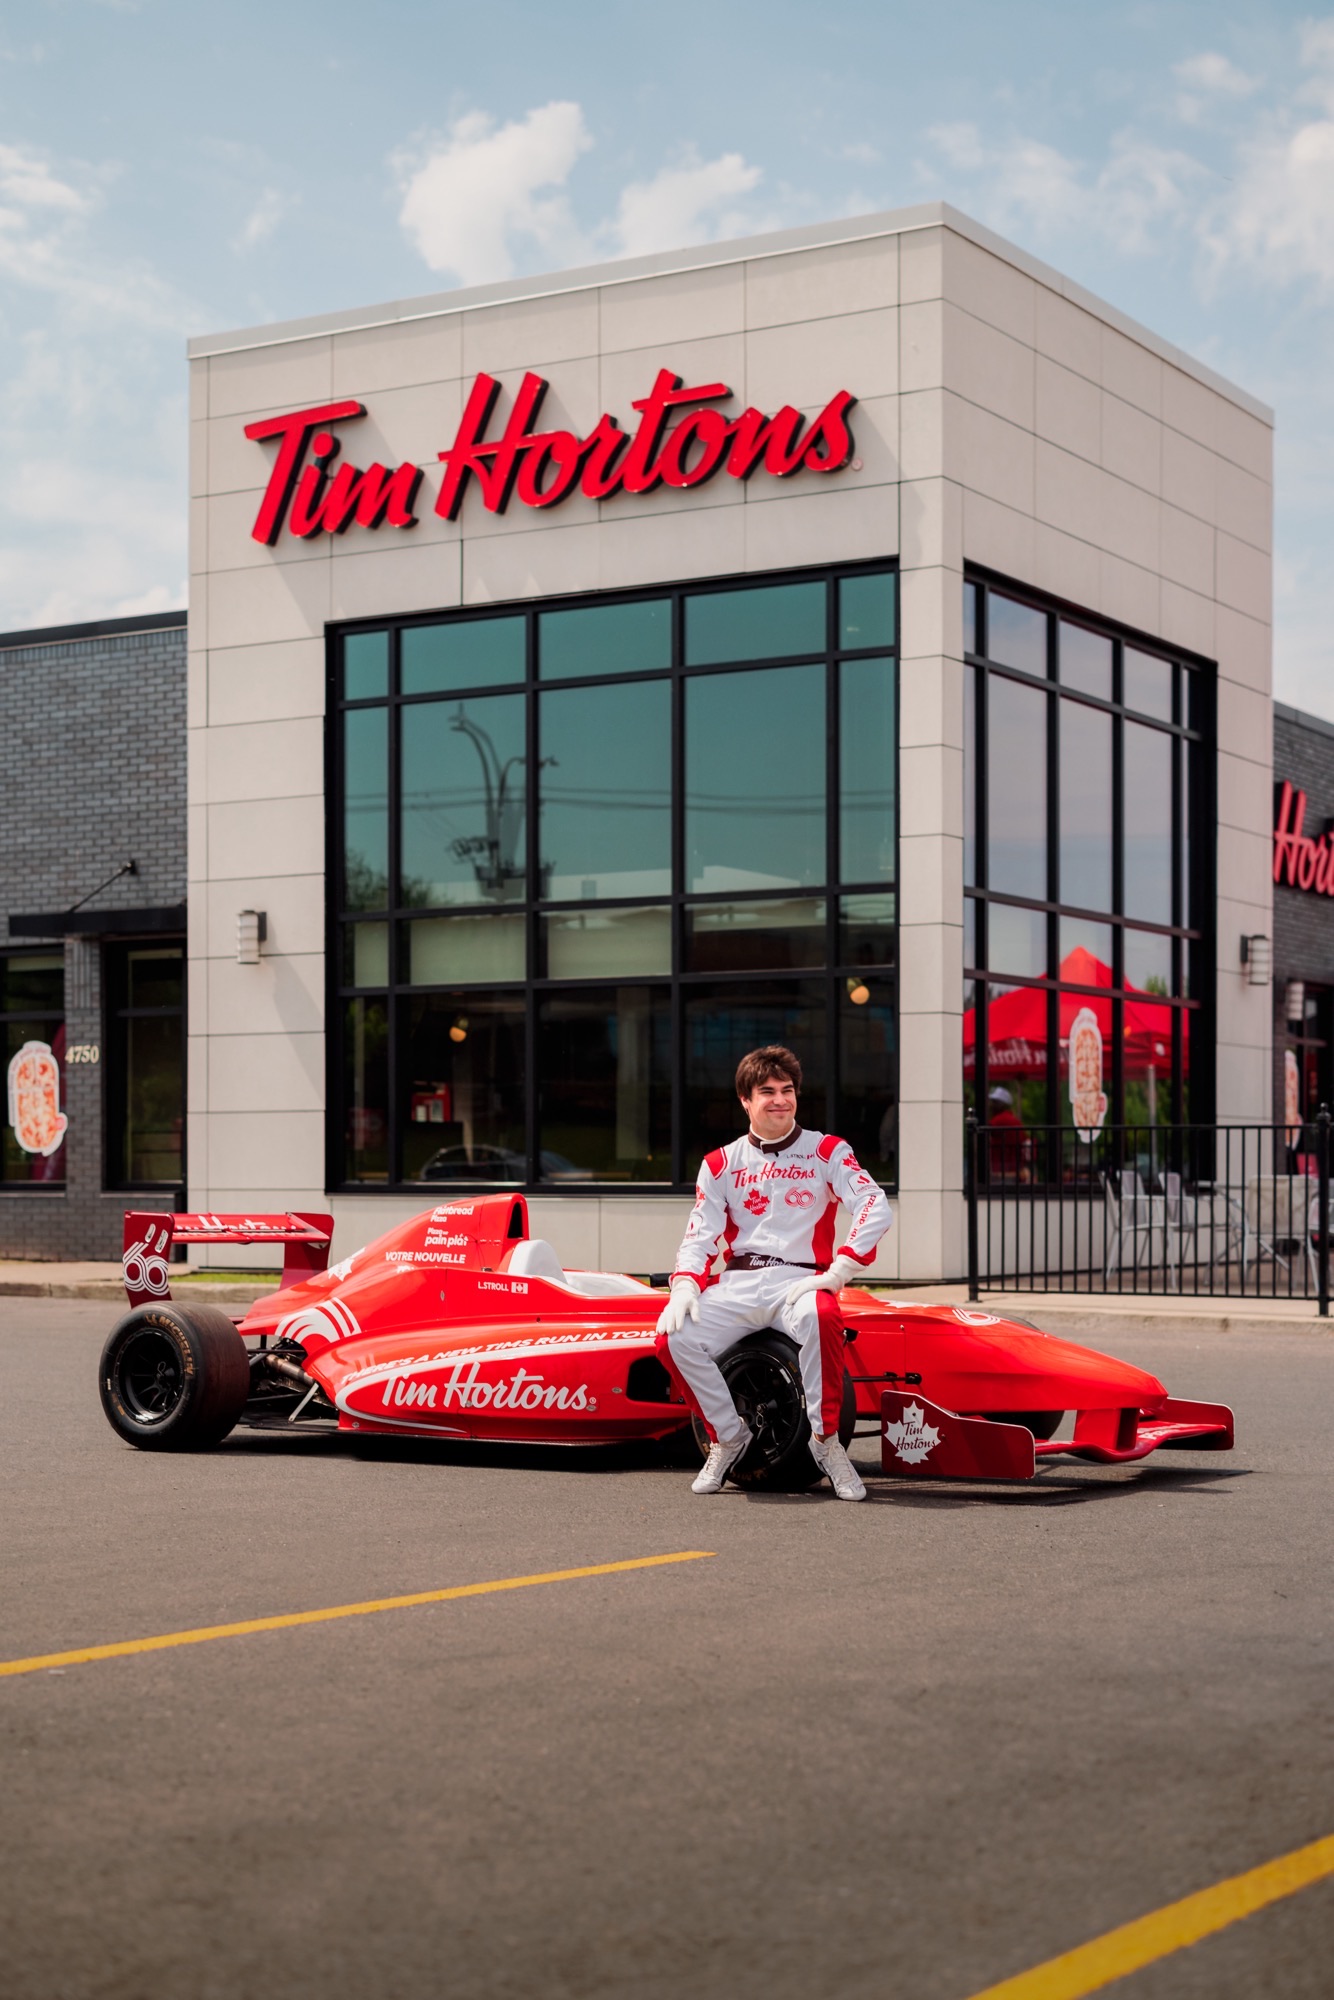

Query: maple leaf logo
[744,1188,769,1216]
[884,1400,941,1466]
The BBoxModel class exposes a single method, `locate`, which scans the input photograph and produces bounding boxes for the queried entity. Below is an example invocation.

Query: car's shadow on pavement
[217,1428,691,1477]
[848,1462,1252,1507]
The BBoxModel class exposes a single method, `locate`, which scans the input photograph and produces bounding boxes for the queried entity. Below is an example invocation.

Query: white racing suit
[661,1128,892,1441]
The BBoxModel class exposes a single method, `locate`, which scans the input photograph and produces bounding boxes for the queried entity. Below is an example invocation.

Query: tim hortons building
[0,203,1277,1276]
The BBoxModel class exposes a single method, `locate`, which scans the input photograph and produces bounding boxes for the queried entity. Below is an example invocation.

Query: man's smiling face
[742,1074,798,1139]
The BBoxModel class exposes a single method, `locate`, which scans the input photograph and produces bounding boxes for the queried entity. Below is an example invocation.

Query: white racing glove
[655,1277,701,1336]
[784,1254,860,1307]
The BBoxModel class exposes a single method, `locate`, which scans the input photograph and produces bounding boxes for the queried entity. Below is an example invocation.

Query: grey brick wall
[0,614,187,1259]
[1272,704,1334,1118]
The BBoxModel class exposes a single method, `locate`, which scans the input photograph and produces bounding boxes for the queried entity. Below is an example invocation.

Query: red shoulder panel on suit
[704,1147,727,1179]
[816,1133,844,1161]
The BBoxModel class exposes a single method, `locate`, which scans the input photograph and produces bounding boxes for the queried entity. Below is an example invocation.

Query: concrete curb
[0,1280,275,1305]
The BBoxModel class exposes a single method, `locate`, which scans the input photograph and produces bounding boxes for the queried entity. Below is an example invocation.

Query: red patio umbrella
[963,946,1186,1080]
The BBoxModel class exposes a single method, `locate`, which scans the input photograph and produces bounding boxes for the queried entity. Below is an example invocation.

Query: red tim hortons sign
[1273,778,1334,896]
[243,368,857,545]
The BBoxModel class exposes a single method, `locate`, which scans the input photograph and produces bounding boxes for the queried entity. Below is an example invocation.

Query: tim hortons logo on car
[243,369,857,544]
[884,1402,942,1466]
[379,1361,595,1413]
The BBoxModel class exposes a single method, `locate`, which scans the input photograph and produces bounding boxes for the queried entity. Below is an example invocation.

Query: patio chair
[1102,1169,1171,1286]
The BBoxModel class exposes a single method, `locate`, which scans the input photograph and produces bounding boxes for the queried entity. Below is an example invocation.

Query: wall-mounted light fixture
[237,910,268,965]
[1241,934,1271,987]
[1285,979,1306,1025]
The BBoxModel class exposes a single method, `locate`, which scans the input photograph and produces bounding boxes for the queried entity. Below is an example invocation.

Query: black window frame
[964,566,1216,1134]
[104,938,187,1194]
[327,560,899,1195]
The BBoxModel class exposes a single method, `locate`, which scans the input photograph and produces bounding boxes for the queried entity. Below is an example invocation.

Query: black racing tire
[987,1410,1064,1442]
[99,1303,251,1451]
[690,1332,856,1491]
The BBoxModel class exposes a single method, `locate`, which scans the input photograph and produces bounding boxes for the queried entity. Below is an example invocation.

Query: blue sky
[2,0,1331,710]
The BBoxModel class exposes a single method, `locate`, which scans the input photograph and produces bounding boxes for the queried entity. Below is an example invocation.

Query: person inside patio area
[655,1044,891,1500]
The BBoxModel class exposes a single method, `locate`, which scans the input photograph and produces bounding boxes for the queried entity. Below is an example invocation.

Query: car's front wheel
[99,1304,251,1450]
[691,1332,856,1490]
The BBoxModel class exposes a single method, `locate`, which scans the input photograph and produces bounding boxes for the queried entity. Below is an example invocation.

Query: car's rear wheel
[99,1304,251,1450]
[690,1332,856,1490]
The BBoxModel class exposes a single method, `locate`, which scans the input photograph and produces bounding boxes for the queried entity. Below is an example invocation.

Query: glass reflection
[401,695,526,907]
[964,664,976,885]
[1059,698,1112,910]
[404,914,525,985]
[1123,721,1173,924]
[686,581,825,665]
[839,573,896,651]
[987,676,1047,899]
[401,617,524,695]
[989,594,1048,676]
[963,580,978,657]
[1059,621,1111,700]
[343,708,388,911]
[682,980,826,1157]
[344,630,388,701]
[540,680,670,899]
[686,664,825,892]
[537,987,670,1182]
[342,997,388,1182]
[343,923,388,988]
[400,991,526,1182]
[684,898,825,973]
[1124,648,1174,722]
[545,906,671,979]
[841,893,896,970]
[840,977,896,1182]
[1124,926,1172,995]
[840,657,895,883]
[539,598,670,679]
[988,902,1047,981]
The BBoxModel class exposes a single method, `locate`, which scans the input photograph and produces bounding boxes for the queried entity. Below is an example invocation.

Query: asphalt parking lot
[2,1299,1333,2000]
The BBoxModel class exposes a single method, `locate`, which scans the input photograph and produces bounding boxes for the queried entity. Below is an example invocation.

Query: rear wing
[122,1211,334,1308]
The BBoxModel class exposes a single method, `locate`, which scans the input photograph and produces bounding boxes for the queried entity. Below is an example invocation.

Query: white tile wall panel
[597,502,747,591]
[1161,367,1220,452]
[207,638,325,728]
[206,488,333,573]
[189,359,208,422]
[599,263,745,351]
[741,482,897,572]
[898,226,945,305]
[962,487,1036,585]
[1217,749,1274,833]
[745,236,898,329]
[900,566,958,663]
[898,387,944,482]
[898,1099,949,1191]
[329,541,463,620]
[1158,580,1216,660]
[207,952,325,1039]
[899,475,962,572]
[731,390,899,496]
[948,303,1035,430]
[1098,550,1161,637]
[208,1032,324,1114]
[899,298,944,396]
[1215,457,1272,553]
[1035,355,1099,462]
[207,793,324,882]
[898,1014,962,1104]
[1215,677,1273,766]
[745,307,899,410]
[332,316,463,397]
[899,650,963,750]
[207,557,331,651]
[204,873,325,960]
[189,496,208,576]
[1161,428,1217,524]
[1159,502,1215,597]
[1213,398,1273,481]
[945,393,1036,514]
[1031,519,1101,610]
[900,831,964,928]
[337,377,467,487]
[528,1197,605,1273]
[1034,287,1101,383]
[1037,444,1161,574]
[189,419,208,500]
[901,743,963,840]
[462,519,601,603]
[187,1033,208,1115]
[206,410,286,500]
[1215,532,1270,622]
[1215,604,1271,690]
[204,716,322,806]
[1100,392,1162,496]
[187,802,209,886]
[207,1110,325,1190]
[599,334,746,421]
[187,648,207,732]
[461,289,600,376]
[185,1112,209,1196]
[186,893,208,967]
[894,1190,951,1281]
[1100,324,1163,418]
[208,336,333,420]
[941,230,1037,346]
[898,920,963,1018]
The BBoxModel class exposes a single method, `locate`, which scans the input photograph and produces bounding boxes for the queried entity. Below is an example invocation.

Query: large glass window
[964,576,1211,1139]
[107,945,185,1189]
[1,953,66,1187]
[331,563,899,1191]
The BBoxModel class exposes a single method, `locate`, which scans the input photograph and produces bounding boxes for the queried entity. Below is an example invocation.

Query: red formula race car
[100,1194,1233,1487]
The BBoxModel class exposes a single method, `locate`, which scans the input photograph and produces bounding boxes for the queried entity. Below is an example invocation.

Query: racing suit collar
[746,1123,802,1155]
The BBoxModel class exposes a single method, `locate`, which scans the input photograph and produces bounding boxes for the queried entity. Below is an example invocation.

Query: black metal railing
[965,1108,1332,1315]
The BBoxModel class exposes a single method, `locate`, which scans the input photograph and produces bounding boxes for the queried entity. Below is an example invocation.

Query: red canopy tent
[963,946,1186,1082]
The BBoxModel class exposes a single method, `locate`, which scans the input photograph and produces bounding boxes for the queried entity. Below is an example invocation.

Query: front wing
[880,1392,1234,1481]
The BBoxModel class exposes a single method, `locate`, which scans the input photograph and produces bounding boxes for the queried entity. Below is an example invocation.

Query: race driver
[656,1044,891,1501]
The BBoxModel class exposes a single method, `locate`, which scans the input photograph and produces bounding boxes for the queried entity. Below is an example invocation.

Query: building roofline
[0,609,187,653]
[1274,700,1334,745]
[188,199,1274,426]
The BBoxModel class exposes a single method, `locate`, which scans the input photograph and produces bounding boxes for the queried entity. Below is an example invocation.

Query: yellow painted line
[0,1551,715,1680]
[964,1830,1334,2000]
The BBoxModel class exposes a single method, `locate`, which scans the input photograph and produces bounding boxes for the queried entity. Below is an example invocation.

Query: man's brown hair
[735,1044,802,1100]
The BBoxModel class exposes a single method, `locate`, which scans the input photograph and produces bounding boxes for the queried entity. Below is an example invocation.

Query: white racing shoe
[691,1425,753,1494]
[809,1432,868,1501]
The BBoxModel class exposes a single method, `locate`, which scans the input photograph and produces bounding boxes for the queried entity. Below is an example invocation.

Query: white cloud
[395,102,770,284]
[605,150,762,259]
[234,186,295,252]
[113,579,187,617]
[395,101,592,285]
[1200,25,1334,288]
[1174,51,1258,97]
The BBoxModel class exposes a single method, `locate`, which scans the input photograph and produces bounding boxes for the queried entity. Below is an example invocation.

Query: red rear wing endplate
[122,1211,334,1307]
